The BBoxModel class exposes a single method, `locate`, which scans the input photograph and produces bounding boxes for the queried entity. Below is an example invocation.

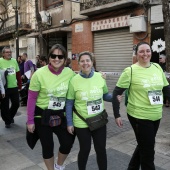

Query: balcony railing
[0,12,31,35]
[80,0,140,16]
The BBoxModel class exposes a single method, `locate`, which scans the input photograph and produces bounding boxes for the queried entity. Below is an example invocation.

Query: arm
[66,99,75,135]
[163,85,170,101]
[27,90,39,124]
[16,71,22,90]
[103,93,112,102]
[112,86,126,127]
[0,77,5,97]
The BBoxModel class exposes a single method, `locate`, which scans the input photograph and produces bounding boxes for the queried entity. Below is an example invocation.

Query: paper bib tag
[7,67,15,75]
[48,97,65,110]
[148,90,163,105]
[87,98,103,115]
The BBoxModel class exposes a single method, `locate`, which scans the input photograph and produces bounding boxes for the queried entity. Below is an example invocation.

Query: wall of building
[71,21,93,70]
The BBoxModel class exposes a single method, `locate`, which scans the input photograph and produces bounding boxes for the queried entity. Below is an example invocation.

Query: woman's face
[49,49,65,71]
[79,55,93,75]
[137,44,151,64]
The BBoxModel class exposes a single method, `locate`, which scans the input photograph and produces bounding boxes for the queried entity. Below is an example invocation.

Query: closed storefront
[94,28,133,92]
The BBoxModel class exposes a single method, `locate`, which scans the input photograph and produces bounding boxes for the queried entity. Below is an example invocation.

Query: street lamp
[12,0,21,60]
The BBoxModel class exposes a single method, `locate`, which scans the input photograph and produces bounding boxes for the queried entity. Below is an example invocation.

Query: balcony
[80,0,140,16]
[0,12,32,37]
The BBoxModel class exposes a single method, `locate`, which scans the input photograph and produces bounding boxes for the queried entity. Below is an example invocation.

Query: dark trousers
[1,87,20,125]
[75,125,107,170]
[127,114,160,170]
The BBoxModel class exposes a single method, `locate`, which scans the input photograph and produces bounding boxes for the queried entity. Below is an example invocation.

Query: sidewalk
[0,101,170,170]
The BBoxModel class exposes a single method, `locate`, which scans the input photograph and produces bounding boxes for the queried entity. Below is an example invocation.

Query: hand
[99,71,106,80]
[115,117,123,128]
[67,126,74,135]
[1,94,5,98]
[117,95,122,102]
[27,124,35,133]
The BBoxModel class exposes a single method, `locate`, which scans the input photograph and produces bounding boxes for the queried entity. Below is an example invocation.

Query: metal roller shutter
[94,28,133,92]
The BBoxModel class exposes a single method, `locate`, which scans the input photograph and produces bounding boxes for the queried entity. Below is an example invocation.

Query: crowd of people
[0,42,170,170]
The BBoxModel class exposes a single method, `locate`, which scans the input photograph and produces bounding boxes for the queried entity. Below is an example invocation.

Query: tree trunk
[162,0,170,72]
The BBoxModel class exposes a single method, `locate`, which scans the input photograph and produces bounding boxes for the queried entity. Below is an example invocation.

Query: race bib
[87,98,103,115]
[48,96,65,110]
[148,90,163,105]
[7,67,15,75]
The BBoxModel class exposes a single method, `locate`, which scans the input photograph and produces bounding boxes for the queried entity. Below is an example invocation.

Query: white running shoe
[54,163,65,170]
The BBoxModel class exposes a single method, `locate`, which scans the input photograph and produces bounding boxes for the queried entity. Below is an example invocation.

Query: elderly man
[0,46,22,128]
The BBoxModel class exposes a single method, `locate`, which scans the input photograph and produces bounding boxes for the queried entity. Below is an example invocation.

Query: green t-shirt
[0,58,19,88]
[67,72,108,128]
[117,63,169,121]
[29,66,75,110]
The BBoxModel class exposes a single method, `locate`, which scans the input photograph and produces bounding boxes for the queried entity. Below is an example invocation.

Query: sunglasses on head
[50,54,64,59]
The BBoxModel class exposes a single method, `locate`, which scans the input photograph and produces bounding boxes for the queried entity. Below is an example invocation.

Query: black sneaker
[11,119,14,123]
[5,124,11,128]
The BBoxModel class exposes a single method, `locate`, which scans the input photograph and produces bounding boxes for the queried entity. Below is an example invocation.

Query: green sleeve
[29,72,41,91]
[67,80,75,100]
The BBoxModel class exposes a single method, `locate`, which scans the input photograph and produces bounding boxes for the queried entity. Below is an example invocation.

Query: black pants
[1,87,19,125]
[75,125,107,170]
[127,114,160,170]
[34,118,75,159]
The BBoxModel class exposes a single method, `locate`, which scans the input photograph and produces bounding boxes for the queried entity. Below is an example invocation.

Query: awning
[26,27,72,38]
[0,40,10,47]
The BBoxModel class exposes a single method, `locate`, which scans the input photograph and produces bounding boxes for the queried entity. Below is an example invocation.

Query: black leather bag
[74,109,108,131]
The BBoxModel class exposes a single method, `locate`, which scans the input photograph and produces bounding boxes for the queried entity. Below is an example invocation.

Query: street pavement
[0,100,170,170]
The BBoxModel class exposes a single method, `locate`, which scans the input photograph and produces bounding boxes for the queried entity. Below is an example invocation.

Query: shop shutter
[94,28,133,92]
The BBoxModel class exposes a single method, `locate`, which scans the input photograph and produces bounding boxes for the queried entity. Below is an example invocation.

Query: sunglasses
[50,54,64,60]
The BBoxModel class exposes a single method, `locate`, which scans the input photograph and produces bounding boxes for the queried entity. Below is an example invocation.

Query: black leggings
[75,125,107,170]
[127,114,160,170]
[34,118,75,159]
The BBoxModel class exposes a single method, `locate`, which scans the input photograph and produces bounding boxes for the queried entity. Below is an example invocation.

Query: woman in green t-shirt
[27,44,75,170]
[112,42,170,170]
[66,51,114,170]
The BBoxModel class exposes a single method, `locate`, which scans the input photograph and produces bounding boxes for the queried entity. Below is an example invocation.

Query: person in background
[39,55,48,67]
[35,55,41,68]
[66,51,120,170]
[27,44,75,170]
[159,54,169,107]
[159,54,166,72]
[65,58,71,68]
[17,55,25,83]
[112,42,170,170]
[0,46,22,128]
[21,52,35,106]
[0,73,5,99]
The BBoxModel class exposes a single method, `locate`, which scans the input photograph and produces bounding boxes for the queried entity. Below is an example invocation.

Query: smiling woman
[26,44,76,170]
[112,42,170,170]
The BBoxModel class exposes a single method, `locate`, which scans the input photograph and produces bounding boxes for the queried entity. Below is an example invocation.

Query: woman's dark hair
[78,51,93,62]
[48,44,67,61]
[135,42,151,55]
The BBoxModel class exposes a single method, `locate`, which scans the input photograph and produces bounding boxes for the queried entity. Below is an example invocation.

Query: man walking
[0,46,22,128]
[21,53,35,106]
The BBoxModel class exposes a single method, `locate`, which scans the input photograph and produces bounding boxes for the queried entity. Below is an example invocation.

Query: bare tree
[162,0,170,72]
[0,0,10,30]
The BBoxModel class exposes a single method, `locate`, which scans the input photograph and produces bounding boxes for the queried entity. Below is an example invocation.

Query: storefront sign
[91,15,130,31]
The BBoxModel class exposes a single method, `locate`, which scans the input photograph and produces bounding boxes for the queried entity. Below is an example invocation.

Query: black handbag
[74,108,108,131]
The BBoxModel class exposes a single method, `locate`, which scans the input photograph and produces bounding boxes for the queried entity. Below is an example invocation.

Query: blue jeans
[127,114,160,170]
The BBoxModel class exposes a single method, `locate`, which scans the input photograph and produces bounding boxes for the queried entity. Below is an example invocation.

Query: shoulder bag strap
[128,66,132,92]
[73,107,87,123]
